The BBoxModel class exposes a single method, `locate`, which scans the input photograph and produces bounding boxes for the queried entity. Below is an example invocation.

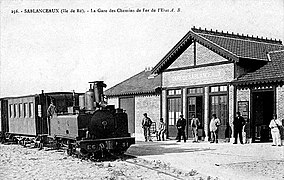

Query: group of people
[141,113,200,143]
[142,113,166,142]
[142,112,283,146]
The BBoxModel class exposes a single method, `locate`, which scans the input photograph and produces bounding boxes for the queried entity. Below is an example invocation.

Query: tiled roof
[152,27,284,74]
[195,31,284,61]
[104,70,161,97]
[233,50,284,85]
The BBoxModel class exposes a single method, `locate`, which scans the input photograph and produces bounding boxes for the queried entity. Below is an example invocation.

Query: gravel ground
[127,141,284,180]
[221,160,284,180]
[0,144,210,180]
[1,142,283,180]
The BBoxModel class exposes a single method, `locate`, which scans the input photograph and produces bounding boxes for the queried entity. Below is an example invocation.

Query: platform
[127,140,284,180]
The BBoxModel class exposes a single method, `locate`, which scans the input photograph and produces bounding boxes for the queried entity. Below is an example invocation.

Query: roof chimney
[145,67,153,72]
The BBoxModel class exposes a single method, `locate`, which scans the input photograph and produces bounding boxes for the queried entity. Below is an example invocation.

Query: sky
[1,0,283,97]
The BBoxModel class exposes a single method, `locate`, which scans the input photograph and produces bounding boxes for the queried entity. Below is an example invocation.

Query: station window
[220,86,228,92]
[210,85,228,93]
[168,98,182,125]
[29,102,34,117]
[168,89,182,96]
[24,103,28,117]
[9,104,13,118]
[187,87,203,94]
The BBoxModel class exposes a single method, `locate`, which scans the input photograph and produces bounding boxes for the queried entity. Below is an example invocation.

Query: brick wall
[196,42,227,65]
[168,43,194,69]
[237,88,250,102]
[276,86,284,120]
[135,95,161,140]
[168,42,228,69]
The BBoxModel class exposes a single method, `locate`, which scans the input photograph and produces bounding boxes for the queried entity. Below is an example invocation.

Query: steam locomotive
[50,81,135,157]
[0,81,135,157]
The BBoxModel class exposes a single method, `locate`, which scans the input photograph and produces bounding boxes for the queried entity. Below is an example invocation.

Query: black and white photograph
[0,0,284,179]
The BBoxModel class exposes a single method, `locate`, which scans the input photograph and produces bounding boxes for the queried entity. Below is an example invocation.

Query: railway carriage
[0,81,135,157]
[0,98,8,141]
[0,92,81,141]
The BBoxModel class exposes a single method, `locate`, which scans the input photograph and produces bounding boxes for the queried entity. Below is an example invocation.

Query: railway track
[61,149,197,179]
[4,141,197,179]
[111,154,197,180]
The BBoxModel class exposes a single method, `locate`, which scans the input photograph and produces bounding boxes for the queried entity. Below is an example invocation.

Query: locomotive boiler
[50,81,135,157]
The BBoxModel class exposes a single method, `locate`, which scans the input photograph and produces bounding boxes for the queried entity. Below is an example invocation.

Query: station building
[106,27,284,142]
[105,69,161,139]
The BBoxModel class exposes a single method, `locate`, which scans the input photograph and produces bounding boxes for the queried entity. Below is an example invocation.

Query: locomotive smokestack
[89,81,107,104]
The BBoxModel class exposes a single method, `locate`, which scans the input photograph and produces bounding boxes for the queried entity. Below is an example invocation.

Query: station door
[167,98,182,138]
[252,91,274,142]
[119,97,135,135]
[187,96,203,138]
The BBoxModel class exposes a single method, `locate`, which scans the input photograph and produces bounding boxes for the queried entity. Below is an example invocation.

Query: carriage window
[24,103,28,117]
[14,104,17,118]
[29,102,34,117]
[9,104,13,118]
[19,103,23,117]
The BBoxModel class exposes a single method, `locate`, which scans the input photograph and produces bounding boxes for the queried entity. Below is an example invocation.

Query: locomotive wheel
[113,149,126,156]
[79,148,89,159]
[67,149,72,156]
[12,137,18,144]
[67,143,75,156]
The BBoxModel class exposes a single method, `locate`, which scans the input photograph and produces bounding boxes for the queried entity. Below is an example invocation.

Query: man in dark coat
[176,114,186,142]
[233,112,246,144]
[142,113,152,142]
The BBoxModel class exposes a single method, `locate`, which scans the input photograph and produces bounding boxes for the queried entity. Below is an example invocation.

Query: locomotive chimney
[89,81,107,104]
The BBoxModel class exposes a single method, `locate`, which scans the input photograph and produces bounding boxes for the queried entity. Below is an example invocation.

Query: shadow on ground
[127,141,216,156]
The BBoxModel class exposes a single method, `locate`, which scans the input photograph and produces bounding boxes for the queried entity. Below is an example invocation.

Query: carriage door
[0,100,9,133]
[167,97,182,138]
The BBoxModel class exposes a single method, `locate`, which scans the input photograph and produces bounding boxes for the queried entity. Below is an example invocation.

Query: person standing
[225,122,232,143]
[244,119,251,144]
[142,113,152,142]
[209,114,220,143]
[157,118,166,141]
[47,101,56,135]
[269,114,282,146]
[233,112,246,144]
[176,114,186,142]
[191,114,200,142]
